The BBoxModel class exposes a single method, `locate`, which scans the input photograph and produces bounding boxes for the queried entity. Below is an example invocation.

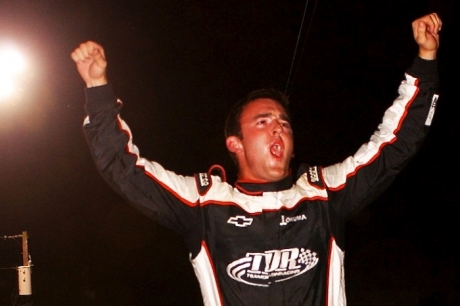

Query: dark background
[0,0,457,305]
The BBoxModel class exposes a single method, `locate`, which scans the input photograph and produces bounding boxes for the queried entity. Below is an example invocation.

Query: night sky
[0,0,458,305]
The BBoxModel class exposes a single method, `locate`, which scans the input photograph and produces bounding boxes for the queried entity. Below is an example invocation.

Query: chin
[269,171,289,182]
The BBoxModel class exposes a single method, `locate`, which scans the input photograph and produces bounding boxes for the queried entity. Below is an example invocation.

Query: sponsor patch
[425,94,438,126]
[227,248,318,286]
[228,216,253,228]
[280,214,307,226]
[307,166,323,188]
[195,172,212,195]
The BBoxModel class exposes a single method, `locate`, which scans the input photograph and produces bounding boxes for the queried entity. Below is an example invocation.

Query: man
[71,13,441,306]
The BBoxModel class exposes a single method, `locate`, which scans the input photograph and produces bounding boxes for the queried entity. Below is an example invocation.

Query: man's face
[226,98,294,182]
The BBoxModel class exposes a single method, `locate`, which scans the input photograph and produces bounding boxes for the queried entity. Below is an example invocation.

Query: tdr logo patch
[227,248,318,286]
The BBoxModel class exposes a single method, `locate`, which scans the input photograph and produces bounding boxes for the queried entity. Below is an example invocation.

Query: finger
[71,41,105,64]
[416,20,427,39]
[82,42,106,63]
[432,13,442,32]
[72,48,92,63]
[426,13,442,34]
[71,48,86,63]
[430,13,442,28]
[93,49,107,68]
[428,14,438,34]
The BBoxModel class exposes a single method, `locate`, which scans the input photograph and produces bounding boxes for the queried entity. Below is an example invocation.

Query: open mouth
[270,143,283,158]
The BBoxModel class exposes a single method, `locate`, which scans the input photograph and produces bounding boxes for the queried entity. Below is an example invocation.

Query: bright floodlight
[0,45,26,101]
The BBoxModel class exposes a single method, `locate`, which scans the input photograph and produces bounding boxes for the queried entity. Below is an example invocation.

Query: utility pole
[1,231,32,297]
[17,231,32,295]
[22,231,29,267]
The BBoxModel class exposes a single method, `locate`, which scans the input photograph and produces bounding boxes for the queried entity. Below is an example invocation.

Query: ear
[226,136,242,153]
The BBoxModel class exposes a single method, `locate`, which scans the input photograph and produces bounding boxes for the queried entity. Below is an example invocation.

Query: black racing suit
[83,57,439,305]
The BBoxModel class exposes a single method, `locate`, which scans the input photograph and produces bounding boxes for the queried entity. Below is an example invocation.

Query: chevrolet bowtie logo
[227,216,253,227]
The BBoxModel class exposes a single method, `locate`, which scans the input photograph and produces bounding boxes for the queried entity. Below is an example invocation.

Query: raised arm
[323,13,442,218]
[412,13,442,60]
[70,40,202,236]
[70,41,108,88]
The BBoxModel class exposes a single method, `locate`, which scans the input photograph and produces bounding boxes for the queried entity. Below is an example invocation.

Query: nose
[272,120,283,136]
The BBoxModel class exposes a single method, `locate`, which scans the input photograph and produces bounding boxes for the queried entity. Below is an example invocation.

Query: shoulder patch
[307,165,324,188]
[195,165,227,196]
[195,172,211,196]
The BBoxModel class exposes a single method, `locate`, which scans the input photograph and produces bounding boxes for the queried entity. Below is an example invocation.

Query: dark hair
[224,88,291,166]
[225,88,291,139]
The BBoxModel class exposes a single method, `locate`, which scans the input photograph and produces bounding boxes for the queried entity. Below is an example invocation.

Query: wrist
[418,49,436,60]
[86,78,108,88]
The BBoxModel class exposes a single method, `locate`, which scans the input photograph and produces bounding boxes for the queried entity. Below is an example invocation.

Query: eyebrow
[253,112,291,122]
[253,113,271,120]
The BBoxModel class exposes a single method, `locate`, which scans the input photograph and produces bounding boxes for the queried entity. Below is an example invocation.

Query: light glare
[0,48,26,75]
[0,77,15,97]
[0,45,27,100]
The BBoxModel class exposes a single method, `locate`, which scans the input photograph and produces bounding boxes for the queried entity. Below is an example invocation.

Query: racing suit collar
[234,173,294,195]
